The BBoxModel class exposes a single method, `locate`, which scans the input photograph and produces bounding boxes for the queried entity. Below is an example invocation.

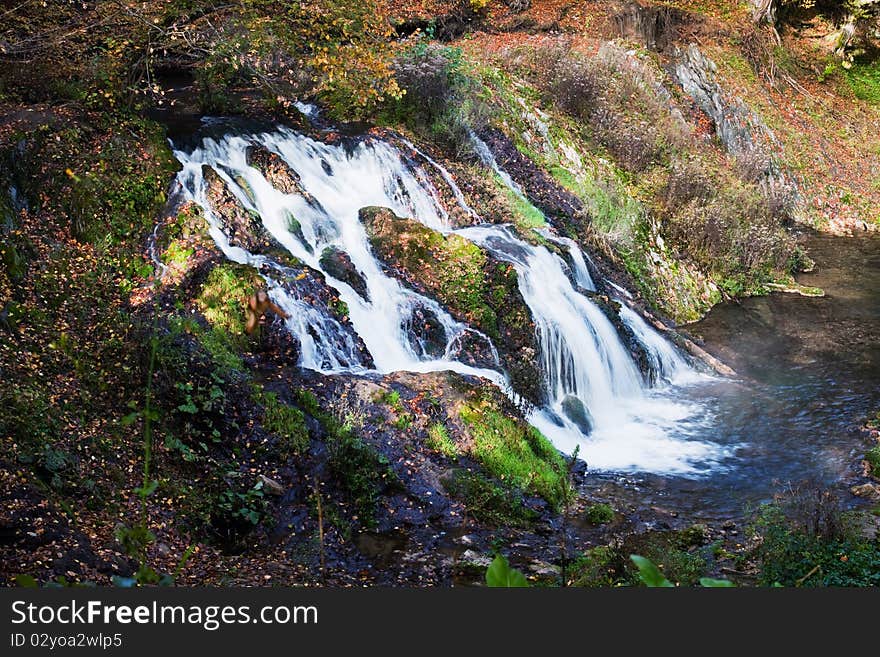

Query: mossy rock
[361,205,544,405]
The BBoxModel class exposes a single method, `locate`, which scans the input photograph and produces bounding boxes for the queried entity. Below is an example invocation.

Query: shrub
[538,43,688,171]
[584,503,615,525]
[752,502,880,586]
[750,485,880,586]
[388,43,490,154]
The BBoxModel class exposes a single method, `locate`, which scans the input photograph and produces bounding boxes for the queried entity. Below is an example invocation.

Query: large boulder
[319,246,370,302]
[361,206,544,405]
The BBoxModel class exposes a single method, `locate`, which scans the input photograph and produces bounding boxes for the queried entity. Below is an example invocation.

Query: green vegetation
[426,423,459,459]
[584,503,615,525]
[442,469,537,526]
[458,397,568,509]
[256,390,309,457]
[500,180,547,229]
[485,554,529,587]
[751,501,880,586]
[846,59,880,105]
[865,446,880,475]
[296,390,395,527]
[567,526,714,587]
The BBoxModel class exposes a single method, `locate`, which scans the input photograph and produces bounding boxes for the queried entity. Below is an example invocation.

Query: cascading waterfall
[172,122,732,475]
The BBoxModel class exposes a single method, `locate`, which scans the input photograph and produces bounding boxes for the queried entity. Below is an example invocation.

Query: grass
[584,503,615,525]
[499,178,547,230]
[459,399,568,509]
[426,422,458,458]
[845,59,880,105]
[441,469,537,526]
[256,389,308,456]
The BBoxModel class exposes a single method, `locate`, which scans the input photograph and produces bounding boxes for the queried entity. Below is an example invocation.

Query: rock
[561,395,593,435]
[406,302,447,359]
[319,246,370,301]
[613,1,685,52]
[851,483,880,500]
[361,205,545,405]
[460,549,492,568]
[202,165,279,253]
[258,475,285,496]
[246,146,304,195]
[672,44,798,204]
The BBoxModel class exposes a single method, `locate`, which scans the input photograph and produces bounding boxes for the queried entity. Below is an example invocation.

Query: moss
[458,396,568,509]
[584,503,615,525]
[293,389,395,527]
[498,177,547,230]
[845,58,880,105]
[569,545,619,587]
[196,263,255,336]
[426,422,458,458]
[255,389,308,456]
[362,206,543,403]
[441,469,537,526]
[865,446,880,475]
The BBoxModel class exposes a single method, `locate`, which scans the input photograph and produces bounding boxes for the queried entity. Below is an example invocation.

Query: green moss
[163,239,194,267]
[569,545,619,587]
[426,422,458,458]
[441,469,537,526]
[499,177,546,230]
[865,446,880,475]
[584,503,615,525]
[459,399,568,509]
[845,59,880,105]
[197,263,255,336]
[255,389,308,456]
[294,389,395,527]
[366,209,522,340]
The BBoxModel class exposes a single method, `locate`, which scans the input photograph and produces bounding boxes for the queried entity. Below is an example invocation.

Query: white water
[172,123,732,475]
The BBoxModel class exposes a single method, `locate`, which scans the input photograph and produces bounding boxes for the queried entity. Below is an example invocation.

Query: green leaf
[121,411,140,426]
[134,479,159,498]
[486,554,529,587]
[700,577,736,587]
[14,574,38,588]
[630,554,674,587]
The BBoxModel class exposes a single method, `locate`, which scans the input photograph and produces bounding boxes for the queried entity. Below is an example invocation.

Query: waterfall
[171,123,730,475]
[173,129,505,386]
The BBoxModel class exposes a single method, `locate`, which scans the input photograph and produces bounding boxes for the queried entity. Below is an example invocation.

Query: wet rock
[460,549,493,568]
[561,395,593,435]
[202,165,282,254]
[258,474,285,496]
[590,294,655,382]
[362,206,545,405]
[851,483,880,500]
[406,303,447,359]
[319,246,370,301]
[476,129,589,237]
[246,145,304,195]
[263,262,374,369]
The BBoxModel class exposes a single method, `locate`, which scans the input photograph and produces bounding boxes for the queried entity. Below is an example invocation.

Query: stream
[170,119,880,523]
[587,232,880,520]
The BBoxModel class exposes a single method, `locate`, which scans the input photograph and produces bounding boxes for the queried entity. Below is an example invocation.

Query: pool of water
[585,232,880,520]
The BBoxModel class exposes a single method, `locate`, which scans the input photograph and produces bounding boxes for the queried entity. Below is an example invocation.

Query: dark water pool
[587,232,880,520]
